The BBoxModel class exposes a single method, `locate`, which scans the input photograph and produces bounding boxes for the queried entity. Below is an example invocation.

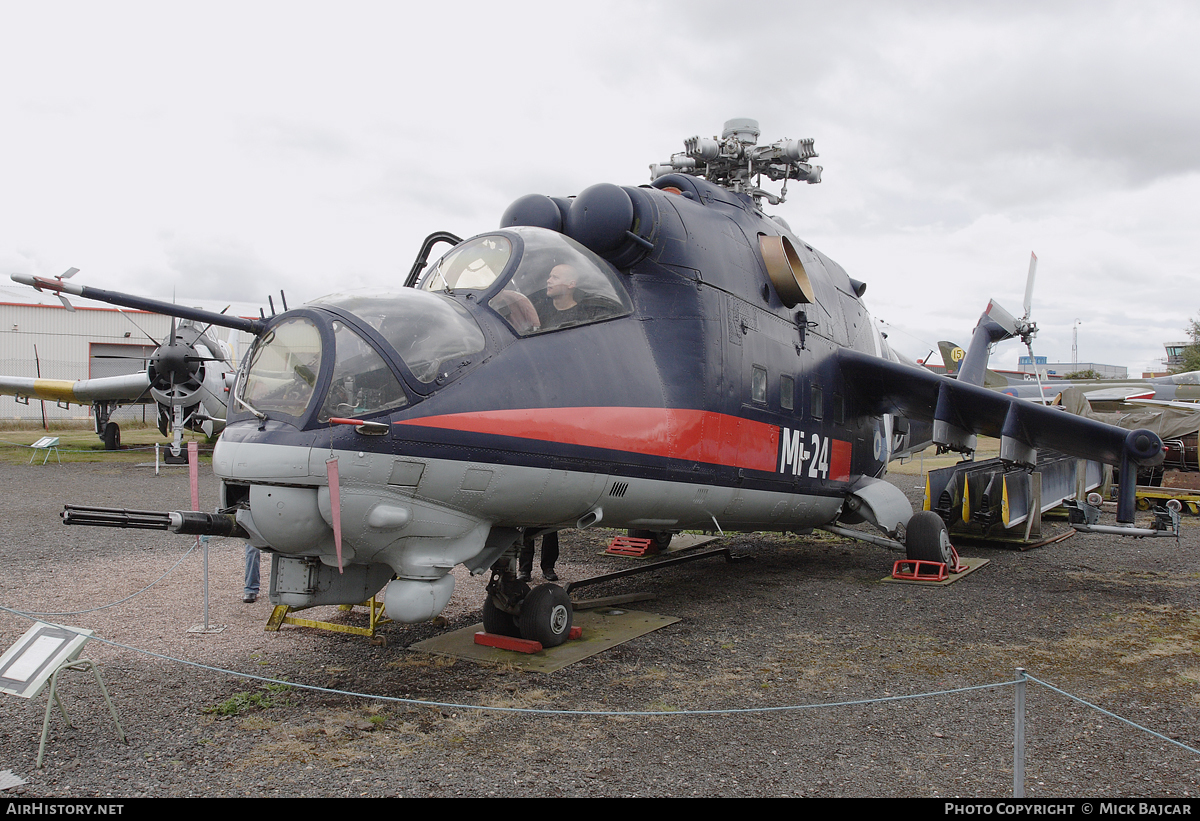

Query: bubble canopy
[232,227,632,427]
[234,288,486,426]
[421,226,631,336]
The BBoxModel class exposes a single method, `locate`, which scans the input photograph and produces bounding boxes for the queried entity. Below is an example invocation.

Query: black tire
[482,596,521,637]
[103,422,121,451]
[906,511,954,566]
[517,584,573,648]
[627,529,673,549]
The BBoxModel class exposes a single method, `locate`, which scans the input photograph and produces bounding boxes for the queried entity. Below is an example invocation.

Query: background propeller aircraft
[1,269,240,457]
[21,119,1167,648]
[937,340,1200,409]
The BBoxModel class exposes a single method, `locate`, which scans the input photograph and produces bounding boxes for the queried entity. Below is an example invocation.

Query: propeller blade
[1023,252,1038,320]
[115,308,161,345]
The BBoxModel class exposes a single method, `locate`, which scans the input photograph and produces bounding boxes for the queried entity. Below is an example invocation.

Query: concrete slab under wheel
[409,607,680,672]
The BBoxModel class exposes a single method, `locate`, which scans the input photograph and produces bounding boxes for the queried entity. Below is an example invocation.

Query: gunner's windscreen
[237,316,323,418]
[311,289,486,384]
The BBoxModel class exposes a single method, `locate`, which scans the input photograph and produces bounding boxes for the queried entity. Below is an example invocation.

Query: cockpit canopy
[421,226,631,336]
[236,288,486,425]
[234,227,632,428]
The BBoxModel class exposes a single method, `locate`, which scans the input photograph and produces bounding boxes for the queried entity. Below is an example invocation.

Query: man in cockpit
[536,263,621,331]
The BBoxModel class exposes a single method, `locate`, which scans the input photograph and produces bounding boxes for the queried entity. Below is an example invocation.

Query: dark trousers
[519,531,560,574]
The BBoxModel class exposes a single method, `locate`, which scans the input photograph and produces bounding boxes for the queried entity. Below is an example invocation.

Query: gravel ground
[0,460,1197,798]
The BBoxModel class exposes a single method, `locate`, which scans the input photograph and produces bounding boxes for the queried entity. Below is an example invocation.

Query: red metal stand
[605,536,654,556]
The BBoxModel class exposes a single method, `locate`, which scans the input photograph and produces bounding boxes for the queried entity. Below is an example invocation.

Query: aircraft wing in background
[0,372,152,405]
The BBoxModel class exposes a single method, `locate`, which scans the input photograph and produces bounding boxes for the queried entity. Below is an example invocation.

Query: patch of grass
[0,421,214,465]
[206,691,272,716]
[206,682,294,716]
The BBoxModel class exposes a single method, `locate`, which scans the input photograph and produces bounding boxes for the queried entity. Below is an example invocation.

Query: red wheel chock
[892,546,963,581]
[892,559,948,581]
[606,536,654,556]
[474,625,583,653]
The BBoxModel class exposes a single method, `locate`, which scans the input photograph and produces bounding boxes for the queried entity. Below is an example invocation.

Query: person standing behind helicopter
[518,530,559,582]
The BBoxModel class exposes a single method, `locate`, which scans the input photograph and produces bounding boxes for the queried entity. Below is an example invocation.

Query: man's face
[546,265,576,298]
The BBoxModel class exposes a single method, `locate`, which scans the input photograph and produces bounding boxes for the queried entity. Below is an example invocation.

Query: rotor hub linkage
[650,118,822,206]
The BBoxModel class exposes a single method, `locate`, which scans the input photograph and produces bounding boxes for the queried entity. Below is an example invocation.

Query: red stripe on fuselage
[394,408,781,473]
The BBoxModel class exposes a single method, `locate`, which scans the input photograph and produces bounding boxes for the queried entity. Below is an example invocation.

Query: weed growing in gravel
[206,683,294,716]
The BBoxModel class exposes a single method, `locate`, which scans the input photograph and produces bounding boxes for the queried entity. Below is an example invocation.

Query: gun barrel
[62,505,247,538]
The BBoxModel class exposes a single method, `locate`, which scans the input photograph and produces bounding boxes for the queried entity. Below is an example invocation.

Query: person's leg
[541,532,560,580]
[518,531,535,580]
[244,544,261,602]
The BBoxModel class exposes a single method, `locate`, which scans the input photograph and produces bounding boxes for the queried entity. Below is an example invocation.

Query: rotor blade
[1023,252,1038,320]
[10,273,266,336]
[191,306,231,349]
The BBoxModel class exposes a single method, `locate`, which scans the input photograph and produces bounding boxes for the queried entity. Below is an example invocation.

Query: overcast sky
[2,1,1197,374]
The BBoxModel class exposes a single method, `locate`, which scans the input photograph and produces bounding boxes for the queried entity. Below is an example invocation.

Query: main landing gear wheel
[103,421,121,451]
[627,529,673,550]
[518,584,573,648]
[906,511,955,568]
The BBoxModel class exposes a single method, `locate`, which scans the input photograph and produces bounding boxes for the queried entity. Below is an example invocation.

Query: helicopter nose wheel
[482,594,522,638]
[482,579,573,647]
[518,584,573,648]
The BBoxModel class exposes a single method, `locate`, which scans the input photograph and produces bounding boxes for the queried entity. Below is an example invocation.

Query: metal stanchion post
[1014,667,1026,798]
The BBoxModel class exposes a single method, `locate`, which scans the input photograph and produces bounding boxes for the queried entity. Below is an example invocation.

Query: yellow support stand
[265,597,391,646]
[1135,485,1200,514]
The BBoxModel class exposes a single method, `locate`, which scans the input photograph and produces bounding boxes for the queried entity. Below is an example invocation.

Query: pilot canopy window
[488,229,633,335]
[421,228,631,335]
[421,235,513,292]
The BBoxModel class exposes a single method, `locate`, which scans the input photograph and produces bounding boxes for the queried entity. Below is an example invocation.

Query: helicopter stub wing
[0,372,152,405]
[839,347,1163,524]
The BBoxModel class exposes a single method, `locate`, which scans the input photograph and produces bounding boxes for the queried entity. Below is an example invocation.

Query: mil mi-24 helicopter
[15,118,1167,648]
[0,269,238,458]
